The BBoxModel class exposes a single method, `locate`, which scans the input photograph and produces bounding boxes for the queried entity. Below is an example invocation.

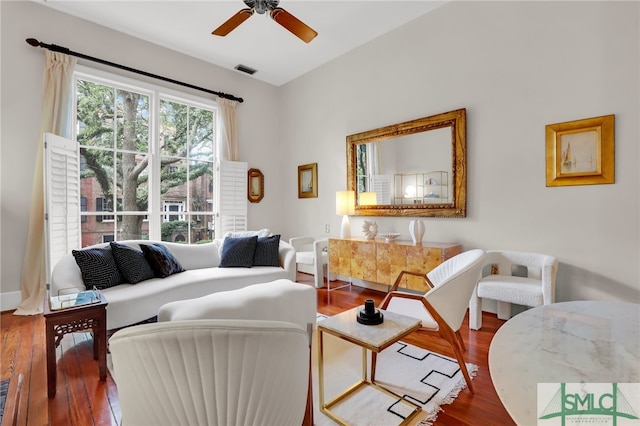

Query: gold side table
[317,307,422,425]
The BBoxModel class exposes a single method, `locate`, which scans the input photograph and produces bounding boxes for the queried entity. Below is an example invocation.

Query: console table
[328,238,461,291]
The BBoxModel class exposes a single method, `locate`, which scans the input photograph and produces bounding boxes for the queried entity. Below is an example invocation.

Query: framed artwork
[545,114,614,187]
[298,163,318,198]
[247,168,264,203]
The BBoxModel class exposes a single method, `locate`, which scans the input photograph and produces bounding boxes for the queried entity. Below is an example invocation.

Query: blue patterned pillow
[220,236,258,268]
[72,246,123,289]
[253,234,281,267]
[139,243,186,278]
[110,242,155,284]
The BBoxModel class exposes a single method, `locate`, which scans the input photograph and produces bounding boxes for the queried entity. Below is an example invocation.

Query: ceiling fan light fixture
[248,0,280,14]
[235,64,257,75]
[213,0,315,43]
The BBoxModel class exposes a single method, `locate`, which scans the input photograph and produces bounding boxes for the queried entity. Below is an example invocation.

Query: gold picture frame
[298,163,318,198]
[545,114,614,187]
[247,168,264,203]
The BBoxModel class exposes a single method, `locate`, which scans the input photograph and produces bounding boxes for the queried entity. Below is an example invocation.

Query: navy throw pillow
[110,241,155,284]
[139,243,185,278]
[72,246,123,290]
[253,234,281,267]
[220,236,258,268]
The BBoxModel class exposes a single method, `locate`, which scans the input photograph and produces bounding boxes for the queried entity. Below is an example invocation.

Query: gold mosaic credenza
[328,237,462,291]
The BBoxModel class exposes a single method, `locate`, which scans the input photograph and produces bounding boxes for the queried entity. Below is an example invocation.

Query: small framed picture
[298,163,318,198]
[545,114,614,187]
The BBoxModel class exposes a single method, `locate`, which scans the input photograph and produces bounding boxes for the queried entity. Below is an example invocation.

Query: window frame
[73,65,220,244]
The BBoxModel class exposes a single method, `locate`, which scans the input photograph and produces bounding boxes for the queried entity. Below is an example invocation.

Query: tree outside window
[76,76,216,246]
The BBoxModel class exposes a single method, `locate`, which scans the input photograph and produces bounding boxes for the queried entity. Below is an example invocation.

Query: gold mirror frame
[347,108,467,217]
[248,168,264,203]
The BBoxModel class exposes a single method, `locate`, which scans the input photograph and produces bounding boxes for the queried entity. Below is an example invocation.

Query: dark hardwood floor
[1,273,516,426]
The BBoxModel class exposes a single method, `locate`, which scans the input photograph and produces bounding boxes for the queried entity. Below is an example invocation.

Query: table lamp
[359,192,377,206]
[336,190,355,238]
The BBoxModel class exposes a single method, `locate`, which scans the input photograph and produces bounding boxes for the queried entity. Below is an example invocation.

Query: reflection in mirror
[347,108,466,218]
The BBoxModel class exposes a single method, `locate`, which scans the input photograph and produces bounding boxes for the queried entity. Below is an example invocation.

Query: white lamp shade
[336,190,355,215]
[359,192,377,206]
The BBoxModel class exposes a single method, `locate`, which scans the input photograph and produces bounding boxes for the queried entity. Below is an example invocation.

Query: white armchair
[157,279,317,426]
[469,250,558,330]
[289,236,335,288]
[110,319,309,426]
[378,249,486,393]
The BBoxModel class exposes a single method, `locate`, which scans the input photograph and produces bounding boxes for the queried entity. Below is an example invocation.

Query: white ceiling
[37,0,446,86]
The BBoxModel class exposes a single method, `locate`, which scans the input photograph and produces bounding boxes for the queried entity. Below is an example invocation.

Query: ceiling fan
[212,0,318,43]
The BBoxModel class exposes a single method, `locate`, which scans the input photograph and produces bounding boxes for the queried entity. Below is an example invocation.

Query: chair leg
[440,328,474,393]
[451,343,474,393]
[455,330,466,352]
[497,301,512,320]
[314,261,325,289]
[468,292,482,330]
[449,339,474,393]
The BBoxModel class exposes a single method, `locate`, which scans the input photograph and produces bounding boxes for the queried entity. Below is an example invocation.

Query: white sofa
[51,239,296,330]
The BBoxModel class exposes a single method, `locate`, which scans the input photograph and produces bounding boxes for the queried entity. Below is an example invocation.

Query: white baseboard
[0,291,22,312]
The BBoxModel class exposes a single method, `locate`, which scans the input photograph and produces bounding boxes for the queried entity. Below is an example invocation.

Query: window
[356,143,368,193]
[80,197,87,223]
[74,68,217,246]
[95,197,116,222]
[163,200,185,222]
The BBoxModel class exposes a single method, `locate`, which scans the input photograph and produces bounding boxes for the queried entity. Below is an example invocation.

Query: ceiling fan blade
[212,8,254,37]
[269,7,318,43]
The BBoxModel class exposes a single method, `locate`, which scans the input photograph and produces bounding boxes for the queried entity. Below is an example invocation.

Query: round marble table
[489,301,640,425]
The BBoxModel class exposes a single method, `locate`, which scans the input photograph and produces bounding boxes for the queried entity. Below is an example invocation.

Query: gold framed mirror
[347,108,466,217]
[247,168,264,203]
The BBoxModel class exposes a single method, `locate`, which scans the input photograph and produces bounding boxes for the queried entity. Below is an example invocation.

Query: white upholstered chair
[157,279,317,426]
[469,250,558,330]
[109,319,309,426]
[157,279,316,331]
[377,249,486,393]
[289,236,334,288]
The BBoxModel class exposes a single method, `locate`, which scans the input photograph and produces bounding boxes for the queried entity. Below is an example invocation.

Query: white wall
[2,1,638,310]
[0,1,284,308]
[279,1,640,303]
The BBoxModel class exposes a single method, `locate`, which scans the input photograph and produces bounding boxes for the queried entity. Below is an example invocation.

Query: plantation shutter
[216,161,247,237]
[44,133,81,283]
[372,175,392,205]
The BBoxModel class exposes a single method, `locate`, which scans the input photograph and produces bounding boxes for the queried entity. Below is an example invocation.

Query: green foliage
[161,220,196,240]
[76,78,216,240]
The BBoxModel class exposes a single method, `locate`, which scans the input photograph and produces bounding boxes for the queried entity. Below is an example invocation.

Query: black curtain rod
[26,38,244,103]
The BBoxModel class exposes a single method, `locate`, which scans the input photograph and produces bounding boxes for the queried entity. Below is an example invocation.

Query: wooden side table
[43,289,108,398]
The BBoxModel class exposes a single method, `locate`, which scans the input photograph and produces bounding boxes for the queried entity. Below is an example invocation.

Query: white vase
[409,220,425,244]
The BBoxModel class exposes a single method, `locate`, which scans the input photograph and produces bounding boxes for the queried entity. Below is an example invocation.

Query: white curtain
[15,51,76,315]
[367,142,381,190]
[218,98,239,161]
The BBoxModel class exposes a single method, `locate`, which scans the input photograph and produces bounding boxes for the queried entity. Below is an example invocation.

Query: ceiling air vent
[235,64,257,75]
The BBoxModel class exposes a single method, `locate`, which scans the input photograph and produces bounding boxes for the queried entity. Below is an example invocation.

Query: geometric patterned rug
[313,315,477,425]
